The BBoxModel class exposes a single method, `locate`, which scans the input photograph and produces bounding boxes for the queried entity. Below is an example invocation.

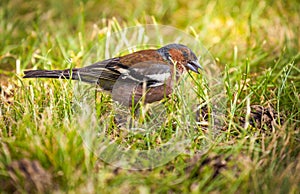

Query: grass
[1,0,300,193]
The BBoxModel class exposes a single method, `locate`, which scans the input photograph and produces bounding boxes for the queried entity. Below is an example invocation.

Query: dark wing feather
[115,61,171,87]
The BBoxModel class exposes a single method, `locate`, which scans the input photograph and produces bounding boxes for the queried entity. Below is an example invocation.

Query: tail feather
[23,67,116,85]
[23,69,71,79]
[23,69,94,83]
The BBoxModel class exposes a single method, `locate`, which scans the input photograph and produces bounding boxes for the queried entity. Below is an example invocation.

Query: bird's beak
[187,60,203,74]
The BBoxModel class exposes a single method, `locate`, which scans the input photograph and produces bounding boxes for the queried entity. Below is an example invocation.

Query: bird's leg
[137,80,148,123]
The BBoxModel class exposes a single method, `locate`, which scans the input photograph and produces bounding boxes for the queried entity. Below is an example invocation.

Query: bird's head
[158,43,203,74]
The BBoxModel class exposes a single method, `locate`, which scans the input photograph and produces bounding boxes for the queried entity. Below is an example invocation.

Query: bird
[24,43,202,106]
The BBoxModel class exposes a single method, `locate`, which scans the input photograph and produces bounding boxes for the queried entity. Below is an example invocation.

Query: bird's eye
[182,51,188,59]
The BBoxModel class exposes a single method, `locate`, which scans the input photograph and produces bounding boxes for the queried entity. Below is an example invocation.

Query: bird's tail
[23,69,73,79]
[23,68,98,84]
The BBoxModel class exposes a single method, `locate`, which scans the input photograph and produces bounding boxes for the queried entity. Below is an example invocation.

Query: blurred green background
[1,0,299,73]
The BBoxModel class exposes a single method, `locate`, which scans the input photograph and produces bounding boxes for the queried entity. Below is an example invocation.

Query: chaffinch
[24,43,202,106]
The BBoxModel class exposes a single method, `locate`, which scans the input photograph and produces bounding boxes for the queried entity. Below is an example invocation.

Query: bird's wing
[116,61,172,88]
[79,58,171,88]
[74,58,121,85]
